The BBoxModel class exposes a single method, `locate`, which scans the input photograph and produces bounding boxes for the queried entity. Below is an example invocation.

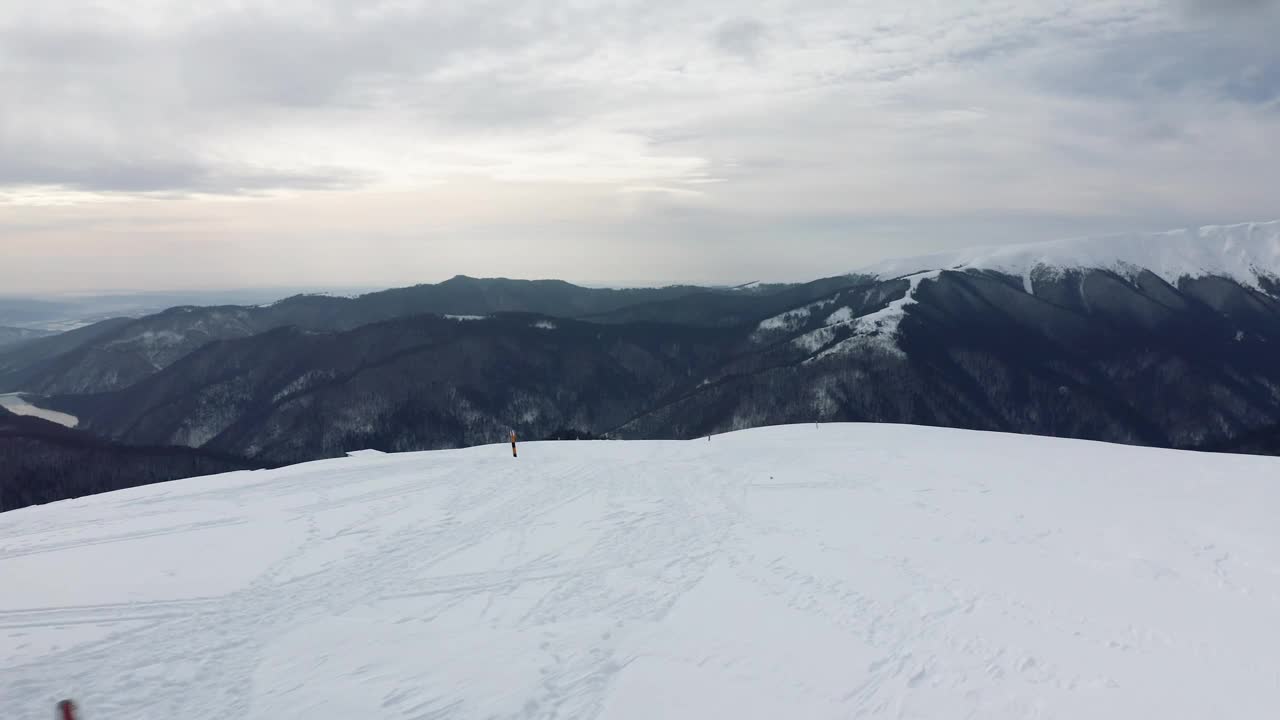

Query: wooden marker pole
[511,431,518,458]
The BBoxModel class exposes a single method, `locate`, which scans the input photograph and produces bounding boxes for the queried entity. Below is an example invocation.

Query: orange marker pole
[511,431,518,458]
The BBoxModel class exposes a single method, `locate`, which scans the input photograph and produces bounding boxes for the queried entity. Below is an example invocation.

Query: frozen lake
[0,393,79,428]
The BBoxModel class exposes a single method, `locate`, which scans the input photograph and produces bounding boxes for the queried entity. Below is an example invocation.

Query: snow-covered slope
[751,279,928,359]
[3,425,1279,719]
[865,220,1280,290]
[751,220,1280,360]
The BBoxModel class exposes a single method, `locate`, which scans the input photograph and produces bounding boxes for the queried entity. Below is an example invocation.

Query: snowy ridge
[2,424,1278,719]
[862,220,1280,291]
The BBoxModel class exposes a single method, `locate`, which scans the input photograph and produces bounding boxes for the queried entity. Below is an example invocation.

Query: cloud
[1,1,745,198]
[712,18,768,62]
[1178,0,1280,16]
[1,0,1279,291]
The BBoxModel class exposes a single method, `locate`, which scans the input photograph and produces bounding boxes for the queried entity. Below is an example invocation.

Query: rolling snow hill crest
[1,424,1278,719]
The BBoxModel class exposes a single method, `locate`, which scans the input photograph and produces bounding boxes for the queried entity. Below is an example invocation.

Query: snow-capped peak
[861,220,1280,291]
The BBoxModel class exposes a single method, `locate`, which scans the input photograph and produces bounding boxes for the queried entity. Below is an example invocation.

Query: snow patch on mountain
[863,220,1280,291]
[793,271,940,359]
[824,306,854,324]
[103,329,186,351]
[792,324,837,353]
[755,298,837,336]
[272,370,339,403]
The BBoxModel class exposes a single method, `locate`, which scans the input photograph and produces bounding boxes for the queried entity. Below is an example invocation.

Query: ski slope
[2,424,1279,719]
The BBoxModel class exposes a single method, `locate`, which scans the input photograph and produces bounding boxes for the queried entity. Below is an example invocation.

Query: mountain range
[4,220,1280,509]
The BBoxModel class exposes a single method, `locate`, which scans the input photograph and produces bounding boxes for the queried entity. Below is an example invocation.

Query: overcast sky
[2,0,1278,293]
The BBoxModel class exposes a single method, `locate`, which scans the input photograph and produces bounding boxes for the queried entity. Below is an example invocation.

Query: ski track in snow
[2,424,1280,719]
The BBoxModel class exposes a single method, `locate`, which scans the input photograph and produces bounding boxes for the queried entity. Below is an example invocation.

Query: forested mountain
[0,326,54,350]
[622,265,1280,451]
[52,314,744,465]
[0,318,135,388]
[0,408,260,512]
[0,276,848,396]
[9,221,1280,511]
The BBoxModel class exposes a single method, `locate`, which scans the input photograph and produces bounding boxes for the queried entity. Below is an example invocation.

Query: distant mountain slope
[578,275,870,326]
[0,408,260,512]
[27,220,1280,466]
[0,317,133,377]
[48,257,1280,462]
[0,276,828,396]
[52,314,747,465]
[353,275,713,318]
[865,220,1280,291]
[0,326,54,350]
[619,264,1280,450]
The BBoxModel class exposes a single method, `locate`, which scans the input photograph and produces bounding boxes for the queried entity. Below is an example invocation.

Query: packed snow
[862,220,1280,290]
[3,424,1280,719]
[0,393,78,428]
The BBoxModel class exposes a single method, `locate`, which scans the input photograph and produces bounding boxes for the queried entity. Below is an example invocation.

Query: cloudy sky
[2,0,1278,292]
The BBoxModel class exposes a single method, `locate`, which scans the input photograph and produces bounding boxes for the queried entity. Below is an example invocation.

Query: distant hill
[0,276,848,395]
[52,313,745,465]
[0,407,261,512]
[0,317,134,387]
[0,326,55,350]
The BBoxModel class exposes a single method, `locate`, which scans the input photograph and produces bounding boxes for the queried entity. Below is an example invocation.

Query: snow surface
[862,220,1280,290]
[0,393,78,428]
[3,424,1280,719]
